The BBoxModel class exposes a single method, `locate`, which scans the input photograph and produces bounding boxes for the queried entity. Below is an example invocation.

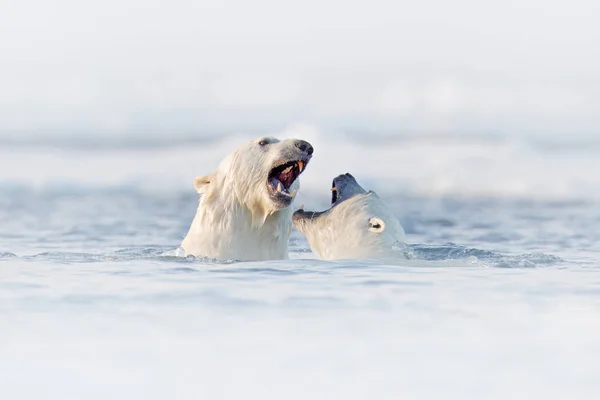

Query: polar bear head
[182,136,314,260]
[196,136,313,219]
[292,173,405,260]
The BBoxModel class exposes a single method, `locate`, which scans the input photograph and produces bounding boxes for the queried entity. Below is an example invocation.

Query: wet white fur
[182,137,301,260]
[295,192,406,260]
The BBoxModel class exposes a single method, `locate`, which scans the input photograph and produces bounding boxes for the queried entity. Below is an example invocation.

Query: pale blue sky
[1,0,599,140]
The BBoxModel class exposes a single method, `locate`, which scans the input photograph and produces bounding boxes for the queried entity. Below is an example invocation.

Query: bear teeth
[297,160,304,172]
[274,180,295,198]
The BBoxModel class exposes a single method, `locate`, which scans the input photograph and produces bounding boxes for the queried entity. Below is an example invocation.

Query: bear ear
[193,174,213,194]
[368,217,385,233]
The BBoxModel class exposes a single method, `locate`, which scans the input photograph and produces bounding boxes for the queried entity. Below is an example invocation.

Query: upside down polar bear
[182,136,313,261]
[293,173,406,260]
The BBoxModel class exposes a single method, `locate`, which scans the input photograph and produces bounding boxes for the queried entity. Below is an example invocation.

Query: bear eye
[368,217,385,233]
[258,139,270,146]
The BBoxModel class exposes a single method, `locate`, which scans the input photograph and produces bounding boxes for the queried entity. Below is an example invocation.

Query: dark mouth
[331,180,338,204]
[268,159,307,198]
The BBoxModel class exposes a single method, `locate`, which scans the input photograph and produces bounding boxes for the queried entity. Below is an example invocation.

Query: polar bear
[292,173,406,260]
[182,136,313,261]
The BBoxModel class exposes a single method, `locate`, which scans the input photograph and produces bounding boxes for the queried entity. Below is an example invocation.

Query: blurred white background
[1,0,599,145]
[2,0,600,201]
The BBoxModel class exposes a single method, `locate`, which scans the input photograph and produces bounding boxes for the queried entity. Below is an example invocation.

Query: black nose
[295,140,314,155]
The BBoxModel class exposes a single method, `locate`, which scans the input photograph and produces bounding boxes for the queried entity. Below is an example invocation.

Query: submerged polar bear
[293,173,406,260]
[182,136,313,261]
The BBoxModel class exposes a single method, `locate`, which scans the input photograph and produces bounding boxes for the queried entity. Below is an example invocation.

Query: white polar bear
[182,136,313,261]
[292,173,406,260]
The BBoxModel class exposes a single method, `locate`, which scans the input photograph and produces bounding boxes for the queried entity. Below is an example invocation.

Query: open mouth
[331,180,338,204]
[268,159,307,198]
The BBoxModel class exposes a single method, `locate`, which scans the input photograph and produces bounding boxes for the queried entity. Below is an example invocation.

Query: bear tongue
[277,169,295,189]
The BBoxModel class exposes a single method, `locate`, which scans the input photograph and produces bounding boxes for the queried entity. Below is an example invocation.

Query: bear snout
[294,140,314,156]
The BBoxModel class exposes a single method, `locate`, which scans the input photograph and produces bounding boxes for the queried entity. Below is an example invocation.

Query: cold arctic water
[2,129,600,399]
